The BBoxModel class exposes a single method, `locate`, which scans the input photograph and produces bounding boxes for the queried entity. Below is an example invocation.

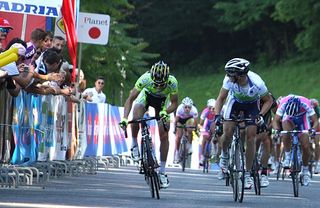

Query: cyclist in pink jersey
[309,98,320,174]
[273,94,318,186]
[199,99,217,166]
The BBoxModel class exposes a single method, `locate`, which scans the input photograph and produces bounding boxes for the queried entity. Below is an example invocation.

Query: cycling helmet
[310,98,319,107]
[150,61,169,85]
[182,97,193,107]
[285,96,301,116]
[225,58,250,76]
[207,99,216,108]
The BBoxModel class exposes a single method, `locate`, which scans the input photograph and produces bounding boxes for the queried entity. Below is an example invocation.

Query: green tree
[213,0,297,63]
[80,0,158,105]
[273,0,320,57]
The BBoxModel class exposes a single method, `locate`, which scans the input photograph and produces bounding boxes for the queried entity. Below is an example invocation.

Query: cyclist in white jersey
[214,58,273,189]
[173,97,198,163]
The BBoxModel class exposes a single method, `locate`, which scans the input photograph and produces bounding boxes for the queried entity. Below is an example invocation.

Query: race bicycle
[202,130,219,173]
[176,124,196,172]
[279,130,311,197]
[124,117,161,199]
[223,116,253,203]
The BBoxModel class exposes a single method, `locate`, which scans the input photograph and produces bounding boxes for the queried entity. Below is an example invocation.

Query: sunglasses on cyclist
[154,82,166,88]
[0,28,10,33]
[184,105,191,109]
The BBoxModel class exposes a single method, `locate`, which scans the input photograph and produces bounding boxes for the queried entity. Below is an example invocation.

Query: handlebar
[123,116,168,138]
[280,130,320,135]
[176,125,197,130]
[222,117,255,123]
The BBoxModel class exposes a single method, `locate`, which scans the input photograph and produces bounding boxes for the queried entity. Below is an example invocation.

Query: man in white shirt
[82,76,106,103]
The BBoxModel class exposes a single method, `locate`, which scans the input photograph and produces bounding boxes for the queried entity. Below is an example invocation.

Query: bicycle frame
[280,130,305,197]
[176,125,196,172]
[125,116,161,199]
[223,117,253,203]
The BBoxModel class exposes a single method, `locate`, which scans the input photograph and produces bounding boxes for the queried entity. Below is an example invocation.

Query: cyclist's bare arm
[272,114,282,130]
[123,87,140,119]
[310,114,319,129]
[166,93,178,114]
[260,93,273,116]
[214,88,229,115]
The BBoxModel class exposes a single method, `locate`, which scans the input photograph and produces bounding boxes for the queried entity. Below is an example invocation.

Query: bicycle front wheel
[180,138,188,172]
[291,146,299,197]
[234,140,245,203]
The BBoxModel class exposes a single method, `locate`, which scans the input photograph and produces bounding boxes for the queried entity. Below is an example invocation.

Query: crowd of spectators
[0,17,106,104]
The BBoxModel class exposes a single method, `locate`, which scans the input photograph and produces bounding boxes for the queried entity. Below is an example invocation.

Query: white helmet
[182,97,193,107]
[225,58,250,75]
[207,99,216,108]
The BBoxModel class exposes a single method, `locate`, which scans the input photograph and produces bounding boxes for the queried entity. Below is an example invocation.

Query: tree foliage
[80,0,158,105]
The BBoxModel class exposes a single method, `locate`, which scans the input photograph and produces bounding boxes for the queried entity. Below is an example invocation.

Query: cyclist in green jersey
[119,61,179,188]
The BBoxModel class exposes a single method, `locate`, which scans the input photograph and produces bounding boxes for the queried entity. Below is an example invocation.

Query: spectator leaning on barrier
[0,17,13,78]
[2,38,28,96]
[25,28,47,65]
[52,36,66,54]
[82,76,106,103]
[43,31,53,50]
[0,17,13,42]
[25,48,71,96]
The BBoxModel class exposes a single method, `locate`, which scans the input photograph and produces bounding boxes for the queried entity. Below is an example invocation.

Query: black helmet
[225,58,250,76]
[150,61,169,85]
[285,96,301,116]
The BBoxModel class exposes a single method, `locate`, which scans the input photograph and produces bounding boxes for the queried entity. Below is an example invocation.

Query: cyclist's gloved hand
[255,114,264,126]
[309,128,316,137]
[119,118,128,129]
[159,110,170,122]
[274,129,281,138]
[215,125,223,136]
[214,115,222,126]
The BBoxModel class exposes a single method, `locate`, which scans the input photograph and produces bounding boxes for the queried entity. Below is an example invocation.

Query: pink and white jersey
[200,107,215,121]
[176,104,198,119]
[276,95,315,117]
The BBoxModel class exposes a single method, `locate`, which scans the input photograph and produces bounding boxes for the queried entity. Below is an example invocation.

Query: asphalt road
[0,165,319,208]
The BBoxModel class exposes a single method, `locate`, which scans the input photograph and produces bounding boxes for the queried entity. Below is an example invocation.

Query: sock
[131,137,138,148]
[159,161,166,174]
[285,151,291,158]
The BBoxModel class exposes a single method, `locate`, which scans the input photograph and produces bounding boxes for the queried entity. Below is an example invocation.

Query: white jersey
[82,87,106,103]
[176,104,198,119]
[222,71,268,103]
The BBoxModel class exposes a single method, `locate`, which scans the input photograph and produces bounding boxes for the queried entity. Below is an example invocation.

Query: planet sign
[84,17,108,40]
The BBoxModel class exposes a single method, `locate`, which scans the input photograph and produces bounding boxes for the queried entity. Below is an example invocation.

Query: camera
[23,66,29,72]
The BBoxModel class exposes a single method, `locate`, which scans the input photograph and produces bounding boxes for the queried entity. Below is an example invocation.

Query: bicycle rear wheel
[203,141,211,173]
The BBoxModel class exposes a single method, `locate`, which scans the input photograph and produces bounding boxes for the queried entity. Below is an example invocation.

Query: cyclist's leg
[130,103,146,161]
[186,118,195,154]
[174,122,183,163]
[220,121,235,166]
[259,131,271,187]
[315,135,320,173]
[281,118,294,167]
[158,120,170,187]
[246,125,257,171]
